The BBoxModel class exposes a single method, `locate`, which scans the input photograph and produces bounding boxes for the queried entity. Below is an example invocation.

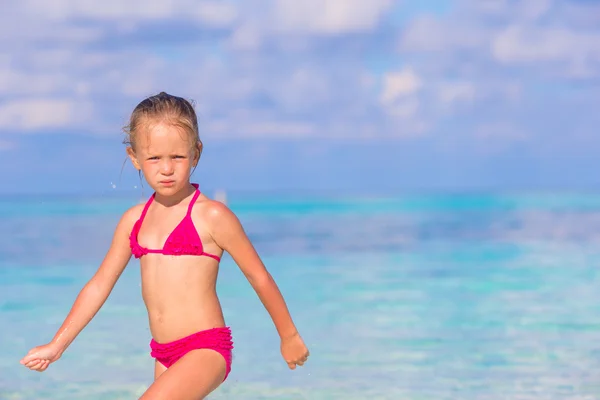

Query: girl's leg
[154,360,167,380]
[140,349,227,400]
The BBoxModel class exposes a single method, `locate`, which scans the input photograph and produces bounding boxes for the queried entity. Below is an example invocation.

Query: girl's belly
[140,255,225,343]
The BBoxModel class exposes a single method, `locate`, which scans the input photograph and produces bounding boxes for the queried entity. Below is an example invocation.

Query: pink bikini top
[129,184,221,261]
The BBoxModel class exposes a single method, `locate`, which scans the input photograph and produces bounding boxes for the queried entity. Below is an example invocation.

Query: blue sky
[2,0,600,195]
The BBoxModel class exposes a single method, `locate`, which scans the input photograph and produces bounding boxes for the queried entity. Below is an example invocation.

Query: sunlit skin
[20,121,309,399]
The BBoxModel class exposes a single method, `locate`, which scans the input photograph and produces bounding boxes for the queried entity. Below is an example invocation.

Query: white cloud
[519,0,552,20]
[401,1,600,80]
[472,0,509,15]
[380,68,421,105]
[491,25,600,77]
[469,122,529,154]
[0,0,598,147]
[0,67,69,96]
[437,81,476,106]
[390,0,600,150]
[229,23,263,51]
[271,0,393,35]
[188,2,239,27]
[385,98,420,120]
[205,118,317,138]
[18,0,237,25]
[468,0,551,20]
[399,15,488,53]
[0,1,238,53]
[561,1,600,29]
[240,121,317,137]
[266,66,333,112]
[0,19,103,45]
[378,68,423,124]
[0,98,93,131]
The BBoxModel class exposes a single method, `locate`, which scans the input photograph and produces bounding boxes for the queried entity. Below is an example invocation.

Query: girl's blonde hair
[123,92,202,156]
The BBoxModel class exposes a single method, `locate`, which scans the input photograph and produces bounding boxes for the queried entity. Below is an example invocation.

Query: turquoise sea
[2,191,600,399]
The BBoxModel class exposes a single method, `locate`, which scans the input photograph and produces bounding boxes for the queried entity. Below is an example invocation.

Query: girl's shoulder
[192,196,239,225]
[191,197,246,242]
[119,202,146,227]
[126,201,146,218]
[109,203,147,240]
[194,196,231,216]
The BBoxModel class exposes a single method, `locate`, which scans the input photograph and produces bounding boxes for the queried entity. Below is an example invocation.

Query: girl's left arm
[207,202,309,369]
[208,202,298,338]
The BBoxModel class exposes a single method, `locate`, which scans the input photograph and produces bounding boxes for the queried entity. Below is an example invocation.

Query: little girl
[20,92,309,399]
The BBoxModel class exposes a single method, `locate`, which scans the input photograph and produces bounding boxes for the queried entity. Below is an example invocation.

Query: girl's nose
[161,160,174,175]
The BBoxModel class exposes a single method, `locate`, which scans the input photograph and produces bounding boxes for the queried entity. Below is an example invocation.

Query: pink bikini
[130,184,221,261]
[129,183,234,381]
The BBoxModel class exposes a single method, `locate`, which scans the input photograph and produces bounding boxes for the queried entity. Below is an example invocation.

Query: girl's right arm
[20,206,140,372]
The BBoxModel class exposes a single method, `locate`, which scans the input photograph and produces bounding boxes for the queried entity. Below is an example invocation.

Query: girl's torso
[129,184,226,343]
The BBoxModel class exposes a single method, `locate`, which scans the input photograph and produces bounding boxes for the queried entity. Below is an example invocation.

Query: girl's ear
[194,141,203,166]
[126,147,141,170]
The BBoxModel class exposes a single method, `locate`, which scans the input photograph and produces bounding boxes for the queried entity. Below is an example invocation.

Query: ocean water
[2,191,600,399]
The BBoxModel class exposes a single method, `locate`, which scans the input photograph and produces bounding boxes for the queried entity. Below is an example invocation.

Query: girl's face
[127,121,199,195]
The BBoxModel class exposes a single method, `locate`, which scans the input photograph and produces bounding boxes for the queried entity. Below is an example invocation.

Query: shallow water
[2,192,600,399]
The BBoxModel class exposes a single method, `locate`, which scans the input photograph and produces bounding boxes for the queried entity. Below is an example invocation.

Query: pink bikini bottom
[150,326,234,382]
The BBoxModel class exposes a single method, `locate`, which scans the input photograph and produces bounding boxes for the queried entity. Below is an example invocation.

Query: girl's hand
[20,343,63,372]
[280,332,309,370]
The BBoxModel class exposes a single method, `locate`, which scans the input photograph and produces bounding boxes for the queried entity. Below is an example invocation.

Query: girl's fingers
[37,360,50,372]
[28,360,44,370]
[25,359,41,368]
[21,353,37,365]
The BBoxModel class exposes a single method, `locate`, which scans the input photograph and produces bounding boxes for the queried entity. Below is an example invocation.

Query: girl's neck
[153,183,196,208]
